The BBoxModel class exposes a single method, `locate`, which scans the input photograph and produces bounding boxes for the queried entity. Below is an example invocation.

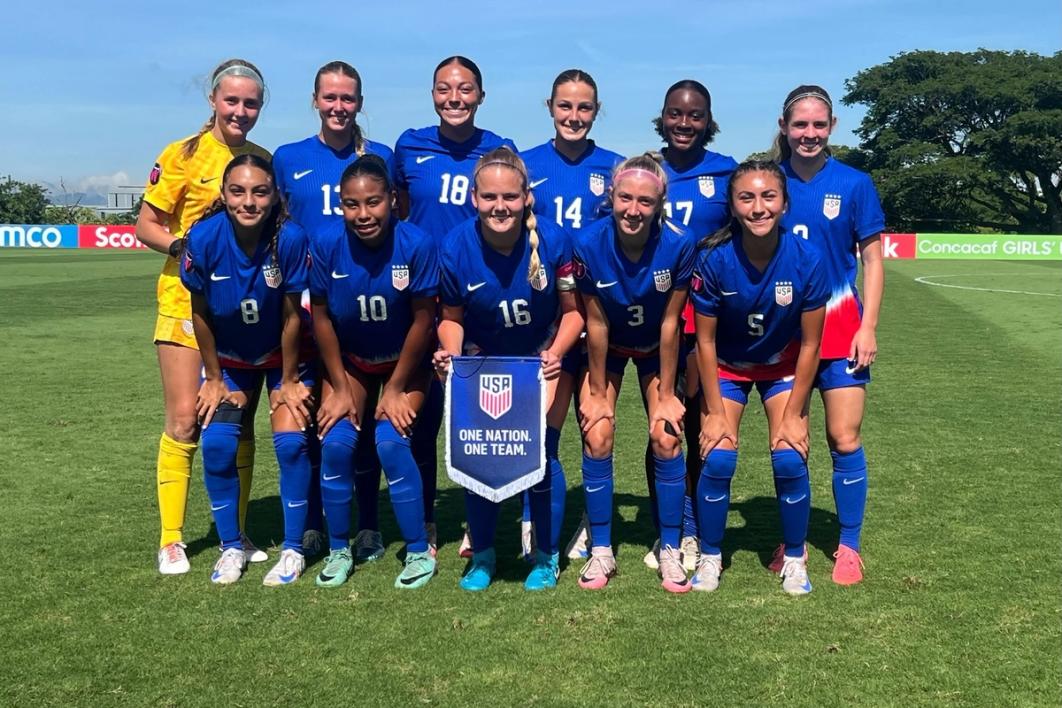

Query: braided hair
[473,147,542,285]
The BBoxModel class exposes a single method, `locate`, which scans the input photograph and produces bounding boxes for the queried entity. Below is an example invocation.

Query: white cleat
[158,542,190,575]
[780,555,813,596]
[263,549,306,587]
[643,539,661,570]
[681,535,700,571]
[211,548,247,585]
[691,553,722,592]
[240,533,268,563]
[565,513,592,560]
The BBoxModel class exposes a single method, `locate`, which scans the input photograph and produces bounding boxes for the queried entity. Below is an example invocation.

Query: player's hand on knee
[700,412,737,459]
[196,378,235,429]
[275,380,313,431]
[650,393,685,439]
[579,393,614,436]
[377,386,415,437]
[317,387,358,439]
[771,412,810,460]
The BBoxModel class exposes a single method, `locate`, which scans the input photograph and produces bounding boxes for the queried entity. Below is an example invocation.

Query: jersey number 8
[240,298,260,325]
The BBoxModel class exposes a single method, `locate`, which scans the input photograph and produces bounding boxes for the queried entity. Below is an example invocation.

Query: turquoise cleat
[459,548,496,592]
[524,551,560,591]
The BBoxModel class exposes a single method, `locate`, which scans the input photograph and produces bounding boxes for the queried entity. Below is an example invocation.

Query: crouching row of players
[184,148,836,595]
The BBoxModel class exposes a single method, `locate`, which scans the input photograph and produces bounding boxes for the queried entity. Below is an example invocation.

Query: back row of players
[138,56,884,595]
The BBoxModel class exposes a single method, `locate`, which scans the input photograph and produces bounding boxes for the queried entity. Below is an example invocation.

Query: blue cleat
[459,548,496,592]
[524,551,560,591]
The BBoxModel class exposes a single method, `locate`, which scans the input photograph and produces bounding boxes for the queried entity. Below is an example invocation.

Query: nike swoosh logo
[331,271,350,279]
[200,177,217,184]
[398,569,434,586]
[278,573,297,583]
[322,473,342,481]
[845,363,861,374]
[293,170,313,180]
[842,476,865,486]
[210,273,231,281]
[287,501,308,508]
[586,485,606,493]
[387,476,405,487]
[529,178,548,189]
[721,290,738,296]
[784,494,807,505]
[416,155,435,164]
[210,504,229,511]
[596,280,617,288]
[466,282,486,291]
[703,494,727,503]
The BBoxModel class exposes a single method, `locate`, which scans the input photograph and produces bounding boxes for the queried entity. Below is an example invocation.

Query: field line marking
[914,274,1062,298]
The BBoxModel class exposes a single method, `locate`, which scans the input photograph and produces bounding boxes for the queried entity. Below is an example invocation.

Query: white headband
[783,91,832,114]
[211,64,264,93]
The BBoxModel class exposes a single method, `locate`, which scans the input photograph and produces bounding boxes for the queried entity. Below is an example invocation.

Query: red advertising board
[881,233,916,259]
[78,224,149,249]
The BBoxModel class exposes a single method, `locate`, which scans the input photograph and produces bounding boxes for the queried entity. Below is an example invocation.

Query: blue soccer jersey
[181,212,309,368]
[690,229,829,380]
[309,220,438,373]
[573,219,695,356]
[661,148,738,240]
[439,218,574,356]
[780,157,885,360]
[273,135,396,239]
[394,126,517,238]
[521,140,624,235]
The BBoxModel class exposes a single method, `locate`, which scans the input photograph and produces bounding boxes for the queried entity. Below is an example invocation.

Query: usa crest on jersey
[698,175,715,198]
[823,193,842,220]
[479,374,512,420]
[775,281,793,307]
[531,264,549,291]
[654,269,672,292]
[392,264,409,291]
[263,262,283,289]
[589,173,605,197]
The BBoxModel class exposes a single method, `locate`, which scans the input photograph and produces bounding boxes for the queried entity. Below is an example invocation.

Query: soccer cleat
[691,553,723,592]
[210,547,247,585]
[241,533,268,563]
[643,539,661,570]
[658,545,692,593]
[315,547,354,588]
[263,549,306,587]
[520,520,536,562]
[779,555,813,595]
[353,529,385,562]
[565,513,592,560]
[524,551,560,591]
[425,522,438,558]
[681,535,700,571]
[458,529,473,559]
[459,548,496,592]
[768,543,807,574]
[577,547,617,590]
[396,551,437,590]
[832,544,865,585]
[301,529,326,558]
[158,542,190,575]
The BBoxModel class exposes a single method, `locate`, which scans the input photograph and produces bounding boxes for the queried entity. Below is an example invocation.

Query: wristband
[168,238,184,259]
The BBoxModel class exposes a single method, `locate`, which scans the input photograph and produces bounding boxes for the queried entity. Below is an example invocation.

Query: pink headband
[614,168,664,191]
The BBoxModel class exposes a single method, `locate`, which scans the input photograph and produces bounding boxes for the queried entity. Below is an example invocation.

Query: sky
[1,0,1058,198]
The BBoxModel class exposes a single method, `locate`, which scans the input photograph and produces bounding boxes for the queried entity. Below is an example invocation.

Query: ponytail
[525,191,542,286]
[772,84,833,164]
[184,58,266,159]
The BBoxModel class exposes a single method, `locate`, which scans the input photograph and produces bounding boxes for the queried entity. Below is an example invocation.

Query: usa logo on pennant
[775,281,793,307]
[823,193,842,220]
[531,265,548,291]
[654,269,672,292]
[589,173,605,197]
[392,264,409,291]
[263,263,283,289]
[479,374,512,420]
[698,175,715,198]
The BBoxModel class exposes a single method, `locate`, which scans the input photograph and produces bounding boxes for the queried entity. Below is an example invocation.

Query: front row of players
[183,147,830,595]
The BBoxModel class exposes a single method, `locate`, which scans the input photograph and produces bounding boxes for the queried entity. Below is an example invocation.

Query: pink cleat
[577,547,617,590]
[658,545,691,594]
[832,544,865,585]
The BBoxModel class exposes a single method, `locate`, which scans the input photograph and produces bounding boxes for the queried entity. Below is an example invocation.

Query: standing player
[690,160,828,595]
[135,59,271,575]
[773,85,885,585]
[180,154,315,586]
[273,61,396,563]
[652,79,739,570]
[574,153,695,592]
[310,155,438,589]
[521,69,624,560]
[395,56,517,556]
[433,148,583,592]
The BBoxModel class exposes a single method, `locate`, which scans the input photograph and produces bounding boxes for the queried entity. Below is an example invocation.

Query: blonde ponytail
[525,191,542,285]
[181,116,216,159]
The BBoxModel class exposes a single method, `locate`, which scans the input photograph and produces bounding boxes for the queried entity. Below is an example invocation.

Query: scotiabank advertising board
[881,233,1062,260]
[77,224,149,249]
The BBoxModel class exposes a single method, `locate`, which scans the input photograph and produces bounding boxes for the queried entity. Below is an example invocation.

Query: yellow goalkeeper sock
[158,433,196,547]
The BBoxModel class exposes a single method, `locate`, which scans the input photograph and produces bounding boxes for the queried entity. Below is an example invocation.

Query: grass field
[1,250,1059,707]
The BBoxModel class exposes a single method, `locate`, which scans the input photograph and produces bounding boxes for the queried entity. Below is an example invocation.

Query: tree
[843,50,1062,234]
[0,176,49,224]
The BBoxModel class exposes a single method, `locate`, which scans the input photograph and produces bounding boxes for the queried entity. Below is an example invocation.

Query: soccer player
[135,59,271,575]
[773,85,885,585]
[273,61,397,563]
[179,154,315,586]
[690,160,828,595]
[309,155,438,589]
[574,153,695,593]
[433,148,583,592]
[395,56,518,557]
[521,69,624,561]
[651,79,739,571]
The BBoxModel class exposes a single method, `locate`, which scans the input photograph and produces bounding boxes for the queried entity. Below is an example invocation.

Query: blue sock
[655,453,687,550]
[581,453,614,548]
[696,449,738,555]
[201,422,242,549]
[376,420,428,553]
[413,379,444,523]
[305,433,324,533]
[832,447,868,551]
[275,431,312,553]
[353,421,381,532]
[682,494,697,539]
[464,490,500,553]
[530,427,566,555]
[772,448,811,557]
[320,419,357,551]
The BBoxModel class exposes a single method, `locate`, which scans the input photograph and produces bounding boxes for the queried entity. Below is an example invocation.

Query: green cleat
[395,550,437,589]
[316,547,354,588]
